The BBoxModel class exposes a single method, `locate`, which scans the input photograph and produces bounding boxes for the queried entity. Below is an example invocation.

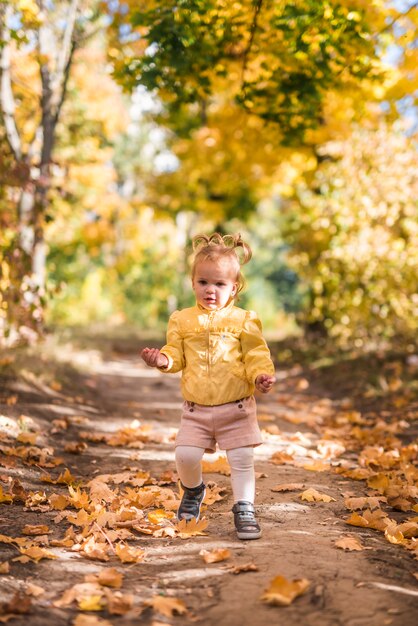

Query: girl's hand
[140,348,169,369]
[255,373,276,393]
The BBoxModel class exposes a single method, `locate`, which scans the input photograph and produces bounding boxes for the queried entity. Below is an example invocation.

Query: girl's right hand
[140,347,169,369]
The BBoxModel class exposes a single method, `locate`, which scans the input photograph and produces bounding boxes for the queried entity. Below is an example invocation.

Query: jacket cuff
[158,352,173,372]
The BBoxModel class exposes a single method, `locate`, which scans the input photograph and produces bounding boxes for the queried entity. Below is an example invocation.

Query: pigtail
[193,233,252,266]
[223,233,252,266]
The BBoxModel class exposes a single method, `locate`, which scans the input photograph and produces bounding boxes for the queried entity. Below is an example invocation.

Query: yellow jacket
[159,301,275,406]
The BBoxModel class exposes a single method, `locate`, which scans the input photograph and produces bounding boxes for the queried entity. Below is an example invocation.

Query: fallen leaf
[176,518,209,539]
[0,562,10,574]
[26,583,45,597]
[22,525,50,536]
[271,483,305,492]
[257,413,276,422]
[0,592,31,615]
[147,509,174,525]
[346,509,390,532]
[73,615,113,626]
[199,548,231,563]
[228,562,259,574]
[115,543,145,563]
[261,575,310,606]
[78,596,105,612]
[299,488,335,503]
[334,537,364,551]
[42,468,78,486]
[16,433,38,445]
[202,457,231,476]
[269,451,294,465]
[48,493,70,510]
[144,596,187,617]
[344,496,385,511]
[104,590,134,615]
[204,482,227,504]
[0,486,13,504]
[96,568,123,589]
[16,546,57,562]
[65,441,88,454]
[301,460,330,472]
[384,522,407,545]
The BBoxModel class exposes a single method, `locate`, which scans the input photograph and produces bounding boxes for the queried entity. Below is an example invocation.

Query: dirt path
[0,341,417,625]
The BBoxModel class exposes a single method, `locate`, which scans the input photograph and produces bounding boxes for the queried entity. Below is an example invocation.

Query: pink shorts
[175,395,262,453]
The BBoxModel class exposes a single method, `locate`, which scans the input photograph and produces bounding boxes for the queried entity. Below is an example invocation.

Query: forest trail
[0,338,417,626]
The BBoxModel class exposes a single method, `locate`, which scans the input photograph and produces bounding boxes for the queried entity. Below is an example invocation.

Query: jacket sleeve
[159,311,185,373]
[241,311,275,383]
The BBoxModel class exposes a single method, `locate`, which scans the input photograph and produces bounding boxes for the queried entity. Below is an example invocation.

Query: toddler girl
[140,233,276,539]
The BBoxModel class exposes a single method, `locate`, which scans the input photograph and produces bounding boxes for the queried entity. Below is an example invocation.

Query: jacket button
[238,404,243,408]
[190,408,194,412]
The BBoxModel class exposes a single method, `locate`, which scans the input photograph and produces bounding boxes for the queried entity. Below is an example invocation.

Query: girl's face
[192,258,238,310]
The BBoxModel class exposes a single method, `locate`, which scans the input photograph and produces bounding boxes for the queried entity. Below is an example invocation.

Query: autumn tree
[280,121,418,345]
[0,0,103,339]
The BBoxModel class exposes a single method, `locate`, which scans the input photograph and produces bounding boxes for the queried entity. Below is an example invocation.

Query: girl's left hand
[255,373,276,393]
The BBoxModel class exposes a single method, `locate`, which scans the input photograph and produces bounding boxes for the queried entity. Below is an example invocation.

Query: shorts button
[238,404,243,408]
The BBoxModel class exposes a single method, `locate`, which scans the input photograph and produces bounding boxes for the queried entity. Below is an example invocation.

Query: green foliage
[109,0,385,142]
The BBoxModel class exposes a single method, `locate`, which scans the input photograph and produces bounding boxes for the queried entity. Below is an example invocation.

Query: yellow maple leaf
[269,451,294,465]
[334,537,364,551]
[144,595,188,617]
[81,536,109,562]
[203,483,227,504]
[344,496,384,510]
[202,457,231,476]
[17,546,57,562]
[261,575,310,606]
[78,595,105,611]
[384,522,407,545]
[67,508,93,527]
[68,485,91,509]
[346,508,390,531]
[199,548,231,563]
[48,493,69,510]
[42,468,77,485]
[299,488,335,503]
[148,509,175,525]
[115,543,145,563]
[176,518,209,539]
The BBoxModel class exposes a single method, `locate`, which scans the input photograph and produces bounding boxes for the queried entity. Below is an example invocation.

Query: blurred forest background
[0,0,417,349]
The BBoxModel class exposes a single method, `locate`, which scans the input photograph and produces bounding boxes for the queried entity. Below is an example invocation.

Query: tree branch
[378,2,417,34]
[241,0,263,86]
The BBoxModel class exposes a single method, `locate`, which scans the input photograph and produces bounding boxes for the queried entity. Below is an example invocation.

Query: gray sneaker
[177,482,206,521]
[232,501,261,540]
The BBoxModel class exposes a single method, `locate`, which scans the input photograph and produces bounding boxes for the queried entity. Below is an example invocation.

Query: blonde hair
[191,233,252,296]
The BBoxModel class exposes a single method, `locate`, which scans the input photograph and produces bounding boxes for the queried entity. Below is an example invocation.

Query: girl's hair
[191,233,252,296]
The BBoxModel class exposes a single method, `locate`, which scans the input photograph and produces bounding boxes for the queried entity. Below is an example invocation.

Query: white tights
[175,445,255,503]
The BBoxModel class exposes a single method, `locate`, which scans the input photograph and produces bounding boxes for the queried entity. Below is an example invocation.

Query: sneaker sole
[236,529,262,540]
